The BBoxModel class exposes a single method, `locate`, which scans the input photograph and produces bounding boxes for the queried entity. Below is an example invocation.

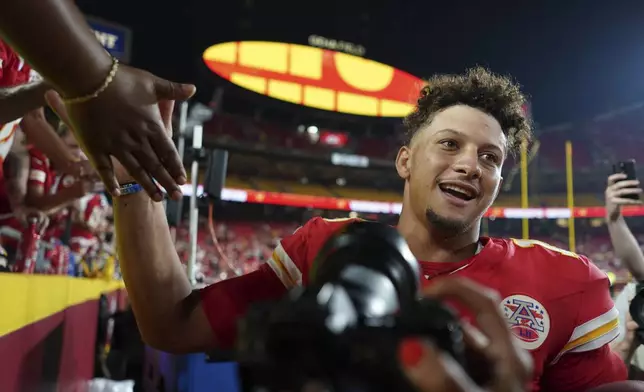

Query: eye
[440,139,458,149]
[481,152,500,164]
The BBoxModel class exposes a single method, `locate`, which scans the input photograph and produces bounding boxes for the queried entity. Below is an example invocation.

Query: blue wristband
[119,182,143,196]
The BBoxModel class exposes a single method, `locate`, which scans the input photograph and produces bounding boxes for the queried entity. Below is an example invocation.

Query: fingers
[44,90,72,127]
[91,154,120,197]
[610,197,641,206]
[158,100,175,133]
[153,77,196,101]
[114,151,162,201]
[398,338,481,392]
[132,138,183,200]
[422,278,533,390]
[423,279,511,351]
[147,122,187,189]
[611,185,642,196]
[608,173,627,185]
[608,179,640,191]
[606,179,642,206]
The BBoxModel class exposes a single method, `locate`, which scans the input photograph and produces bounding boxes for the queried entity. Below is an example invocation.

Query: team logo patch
[500,294,550,350]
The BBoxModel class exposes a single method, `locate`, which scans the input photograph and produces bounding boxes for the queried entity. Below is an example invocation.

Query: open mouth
[439,184,476,201]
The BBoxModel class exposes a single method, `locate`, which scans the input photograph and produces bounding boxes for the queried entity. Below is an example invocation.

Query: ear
[396,146,412,180]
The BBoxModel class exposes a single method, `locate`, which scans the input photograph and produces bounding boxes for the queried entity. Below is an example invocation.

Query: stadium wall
[0,274,127,392]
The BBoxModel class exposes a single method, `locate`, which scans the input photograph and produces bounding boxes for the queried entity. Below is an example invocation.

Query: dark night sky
[78,0,644,128]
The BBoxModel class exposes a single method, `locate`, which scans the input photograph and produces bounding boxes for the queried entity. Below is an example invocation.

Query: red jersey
[0,40,39,221]
[0,40,39,164]
[199,217,626,391]
[28,149,78,239]
[27,146,54,193]
[69,193,107,256]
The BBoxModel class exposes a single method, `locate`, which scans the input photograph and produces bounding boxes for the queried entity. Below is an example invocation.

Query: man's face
[396,105,506,234]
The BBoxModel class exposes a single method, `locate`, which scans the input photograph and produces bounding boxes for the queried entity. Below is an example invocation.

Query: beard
[425,208,469,235]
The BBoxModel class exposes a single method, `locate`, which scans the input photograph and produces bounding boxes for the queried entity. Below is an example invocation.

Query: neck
[397,207,481,263]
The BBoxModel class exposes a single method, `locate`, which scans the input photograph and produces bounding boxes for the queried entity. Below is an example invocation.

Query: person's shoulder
[500,237,605,284]
[295,216,363,238]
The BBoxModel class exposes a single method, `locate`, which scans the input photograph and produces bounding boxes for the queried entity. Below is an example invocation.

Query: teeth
[442,185,473,198]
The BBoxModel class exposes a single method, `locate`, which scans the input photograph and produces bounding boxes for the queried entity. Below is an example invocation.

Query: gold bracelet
[63,57,120,105]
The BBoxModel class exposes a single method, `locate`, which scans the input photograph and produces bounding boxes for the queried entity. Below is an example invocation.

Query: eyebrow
[434,128,505,153]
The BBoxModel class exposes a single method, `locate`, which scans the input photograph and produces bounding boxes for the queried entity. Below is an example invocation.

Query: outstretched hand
[45,64,195,201]
[605,173,642,222]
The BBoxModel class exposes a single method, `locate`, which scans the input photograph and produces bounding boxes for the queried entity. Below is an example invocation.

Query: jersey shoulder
[267,216,361,289]
[501,237,606,284]
[0,40,31,87]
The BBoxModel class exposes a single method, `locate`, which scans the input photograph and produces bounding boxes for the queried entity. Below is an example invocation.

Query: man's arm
[0,0,113,98]
[24,153,82,212]
[112,159,323,352]
[114,178,294,353]
[20,108,78,170]
[605,173,644,280]
[607,216,644,280]
[3,129,29,210]
[0,82,50,124]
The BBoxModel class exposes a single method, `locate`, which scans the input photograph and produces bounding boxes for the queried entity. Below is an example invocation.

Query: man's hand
[606,173,642,222]
[44,66,195,202]
[399,278,532,392]
[13,206,49,234]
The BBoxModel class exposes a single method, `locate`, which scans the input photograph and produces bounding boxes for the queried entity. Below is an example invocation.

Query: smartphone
[613,159,640,200]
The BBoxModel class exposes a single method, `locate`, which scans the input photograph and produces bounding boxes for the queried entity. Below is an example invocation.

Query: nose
[452,150,482,179]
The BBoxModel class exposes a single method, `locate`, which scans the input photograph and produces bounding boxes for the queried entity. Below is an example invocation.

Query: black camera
[234,221,469,392]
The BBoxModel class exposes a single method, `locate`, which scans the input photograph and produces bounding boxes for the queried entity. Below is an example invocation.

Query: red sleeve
[0,40,10,81]
[198,268,286,349]
[197,217,321,348]
[27,150,48,187]
[541,256,626,390]
[541,346,627,391]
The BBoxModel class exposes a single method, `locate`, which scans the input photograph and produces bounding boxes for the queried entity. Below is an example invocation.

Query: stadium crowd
[0,39,116,278]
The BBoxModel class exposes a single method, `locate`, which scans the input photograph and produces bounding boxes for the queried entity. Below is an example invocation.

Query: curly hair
[403,67,532,155]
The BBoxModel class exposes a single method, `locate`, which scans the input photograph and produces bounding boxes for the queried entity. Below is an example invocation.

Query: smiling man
[113,67,626,391]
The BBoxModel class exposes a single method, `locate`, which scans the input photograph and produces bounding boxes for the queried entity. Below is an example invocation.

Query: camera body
[234,221,468,392]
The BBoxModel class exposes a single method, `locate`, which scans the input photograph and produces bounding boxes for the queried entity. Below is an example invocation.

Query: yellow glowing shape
[289,45,323,80]
[337,92,378,116]
[268,79,301,104]
[304,86,335,111]
[203,42,237,64]
[239,42,287,73]
[231,73,266,94]
[380,99,414,117]
[334,53,394,92]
